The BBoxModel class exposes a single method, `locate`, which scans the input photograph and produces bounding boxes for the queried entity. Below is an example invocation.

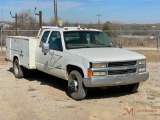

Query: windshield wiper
[67,44,92,49]
[93,44,113,47]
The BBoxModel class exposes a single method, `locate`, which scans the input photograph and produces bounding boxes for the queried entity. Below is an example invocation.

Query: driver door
[46,31,65,78]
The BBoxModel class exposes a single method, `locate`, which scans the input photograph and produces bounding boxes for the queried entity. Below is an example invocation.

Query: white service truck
[6,27,149,100]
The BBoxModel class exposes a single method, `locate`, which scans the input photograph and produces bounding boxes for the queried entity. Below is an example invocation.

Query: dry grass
[0,52,6,64]
[133,50,160,63]
[0,55,4,61]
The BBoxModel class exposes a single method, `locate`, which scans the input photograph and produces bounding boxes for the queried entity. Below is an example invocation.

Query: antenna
[10,11,18,35]
[34,7,42,29]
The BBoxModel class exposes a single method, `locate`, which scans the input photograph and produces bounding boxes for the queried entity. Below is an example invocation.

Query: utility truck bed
[6,36,38,69]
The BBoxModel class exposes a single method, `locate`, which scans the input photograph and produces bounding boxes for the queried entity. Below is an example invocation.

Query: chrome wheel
[69,76,78,93]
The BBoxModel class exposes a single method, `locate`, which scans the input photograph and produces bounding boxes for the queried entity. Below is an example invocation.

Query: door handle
[20,51,23,57]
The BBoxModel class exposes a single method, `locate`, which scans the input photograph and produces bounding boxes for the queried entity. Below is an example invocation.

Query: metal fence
[104,30,160,51]
[0,29,39,53]
[0,29,160,53]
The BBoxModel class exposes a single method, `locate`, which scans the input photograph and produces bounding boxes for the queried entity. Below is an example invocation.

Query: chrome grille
[108,61,137,67]
[108,69,137,75]
[107,61,137,75]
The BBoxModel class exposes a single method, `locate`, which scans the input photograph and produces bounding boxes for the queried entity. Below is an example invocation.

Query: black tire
[121,83,139,93]
[68,70,88,100]
[13,59,25,78]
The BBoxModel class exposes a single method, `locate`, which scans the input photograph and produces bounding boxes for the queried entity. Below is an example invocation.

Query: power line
[101,0,160,22]
[83,0,160,24]
[109,0,160,15]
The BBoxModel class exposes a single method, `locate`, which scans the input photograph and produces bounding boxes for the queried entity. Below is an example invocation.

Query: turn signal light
[88,71,93,77]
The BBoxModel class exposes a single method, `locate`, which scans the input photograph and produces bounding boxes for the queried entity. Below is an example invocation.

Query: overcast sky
[0,0,160,24]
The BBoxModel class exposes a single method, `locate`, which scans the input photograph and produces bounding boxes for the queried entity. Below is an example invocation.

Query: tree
[103,21,112,36]
[103,21,111,31]
[17,10,38,30]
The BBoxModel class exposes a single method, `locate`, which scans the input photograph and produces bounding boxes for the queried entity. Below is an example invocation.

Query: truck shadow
[8,67,68,93]
[8,67,136,100]
[86,87,136,100]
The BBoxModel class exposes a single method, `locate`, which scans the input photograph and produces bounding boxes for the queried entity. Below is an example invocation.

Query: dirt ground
[0,54,160,120]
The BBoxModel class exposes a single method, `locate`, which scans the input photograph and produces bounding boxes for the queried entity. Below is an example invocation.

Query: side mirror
[42,43,49,55]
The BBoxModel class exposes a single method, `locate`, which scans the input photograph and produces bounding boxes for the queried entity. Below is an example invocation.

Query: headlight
[139,60,146,64]
[139,67,146,72]
[92,63,106,68]
[93,72,106,76]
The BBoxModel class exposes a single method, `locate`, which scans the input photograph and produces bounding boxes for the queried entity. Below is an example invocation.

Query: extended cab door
[35,30,51,71]
[46,31,65,78]
[36,30,65,79]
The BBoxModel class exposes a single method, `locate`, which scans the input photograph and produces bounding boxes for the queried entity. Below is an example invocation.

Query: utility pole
[1,10,3,54]
[34,7,42,29]
[10,12,17,35]
[54,0,58,26]
[157,29,160,52]
[119,28,122,48]
[67,19,68,27]
[0,24,3,54]
[96,14,102,29]
[1,10,3,22]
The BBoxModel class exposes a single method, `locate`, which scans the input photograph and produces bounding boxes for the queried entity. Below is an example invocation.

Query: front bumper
[83,72,149,87]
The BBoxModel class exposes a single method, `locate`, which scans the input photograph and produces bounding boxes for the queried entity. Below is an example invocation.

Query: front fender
[64,53,90,78]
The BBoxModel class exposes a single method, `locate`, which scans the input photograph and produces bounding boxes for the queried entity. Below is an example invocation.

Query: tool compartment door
[20,39,29,67]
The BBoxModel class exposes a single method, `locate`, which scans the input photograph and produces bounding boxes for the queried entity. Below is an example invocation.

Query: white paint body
[6,36,37,69]
[6,28,148,87]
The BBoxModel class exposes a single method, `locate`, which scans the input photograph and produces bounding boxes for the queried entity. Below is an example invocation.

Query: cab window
[40,31,50,47]
[48,31,63,51]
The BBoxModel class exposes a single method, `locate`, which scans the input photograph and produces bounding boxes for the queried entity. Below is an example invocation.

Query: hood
[68,48,146,62]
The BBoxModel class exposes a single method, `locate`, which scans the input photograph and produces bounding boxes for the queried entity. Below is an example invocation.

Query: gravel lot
[0,61,160,120]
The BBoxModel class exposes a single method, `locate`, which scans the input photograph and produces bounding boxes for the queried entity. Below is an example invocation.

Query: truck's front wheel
[13,59,25,78]
[68,70,87,100]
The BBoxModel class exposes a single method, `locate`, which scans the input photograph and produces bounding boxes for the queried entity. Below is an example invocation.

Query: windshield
[63,31,115,49]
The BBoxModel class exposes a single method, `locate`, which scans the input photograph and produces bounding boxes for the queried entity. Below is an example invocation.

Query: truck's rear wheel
[13,59,25,78]
[68,70,87,100]
[121,83,139,93]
